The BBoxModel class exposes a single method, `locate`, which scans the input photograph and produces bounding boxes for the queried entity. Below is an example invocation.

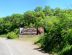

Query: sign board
[20,28,37,35]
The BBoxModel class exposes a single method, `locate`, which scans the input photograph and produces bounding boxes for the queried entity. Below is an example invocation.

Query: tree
[10,14,24,28]
[54,7,62,16]
[34,6,43,12]
[43,6,53,16]
[23,11,36,27]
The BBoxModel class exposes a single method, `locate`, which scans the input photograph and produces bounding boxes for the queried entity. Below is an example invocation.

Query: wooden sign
[20,28,37,35]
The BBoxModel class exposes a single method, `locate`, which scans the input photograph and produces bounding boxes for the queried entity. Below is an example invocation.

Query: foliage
[36,11,72,54]
[7,32,18,39]
[36,18,64,52]
[62,29,72,45]
[13,28,19,34]
[34,6,43,12]
[59,45,72,55]
[24,11,36,26]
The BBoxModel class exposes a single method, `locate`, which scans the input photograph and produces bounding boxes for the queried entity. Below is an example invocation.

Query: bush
[7,32,18,39]
[36,16,69,53]
[59,45,72,55]
[38,30,64,53]
[36,21,65,53]
[63,29,72,45]
[35,15,72,53]
[13,28,19,34]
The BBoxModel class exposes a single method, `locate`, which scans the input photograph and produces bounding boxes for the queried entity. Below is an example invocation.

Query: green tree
[34,6,43,12]
[23,11,36,27]
[43,6,53,16]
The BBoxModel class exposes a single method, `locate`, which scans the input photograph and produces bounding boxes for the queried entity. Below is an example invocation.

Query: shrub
[36,22,65,53]
[13,28,19,34]
[7,32,18,39]
[59,45,72,55]
[64,29,72,45]
[35,15,72,53]
[38,31,64,53]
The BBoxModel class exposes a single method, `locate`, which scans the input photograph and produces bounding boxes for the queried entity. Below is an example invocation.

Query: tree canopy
[0,6,72,35]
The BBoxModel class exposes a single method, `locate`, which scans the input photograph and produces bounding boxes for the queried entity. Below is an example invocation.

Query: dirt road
[0,38,49,55]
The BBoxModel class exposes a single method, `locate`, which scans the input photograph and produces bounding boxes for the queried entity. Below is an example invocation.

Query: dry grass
[19,35,41,43]
[0,34,7,38]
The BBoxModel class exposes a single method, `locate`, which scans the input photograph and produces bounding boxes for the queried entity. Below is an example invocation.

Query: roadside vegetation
[0,6,72,55]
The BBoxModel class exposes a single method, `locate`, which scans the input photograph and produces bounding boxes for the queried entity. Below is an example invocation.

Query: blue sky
[0,0,72,17]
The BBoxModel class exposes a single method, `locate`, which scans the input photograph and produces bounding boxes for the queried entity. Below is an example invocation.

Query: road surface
[0,38,49,55]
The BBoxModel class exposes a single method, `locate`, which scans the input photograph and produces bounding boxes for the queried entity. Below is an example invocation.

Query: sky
[0,0,72,17]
